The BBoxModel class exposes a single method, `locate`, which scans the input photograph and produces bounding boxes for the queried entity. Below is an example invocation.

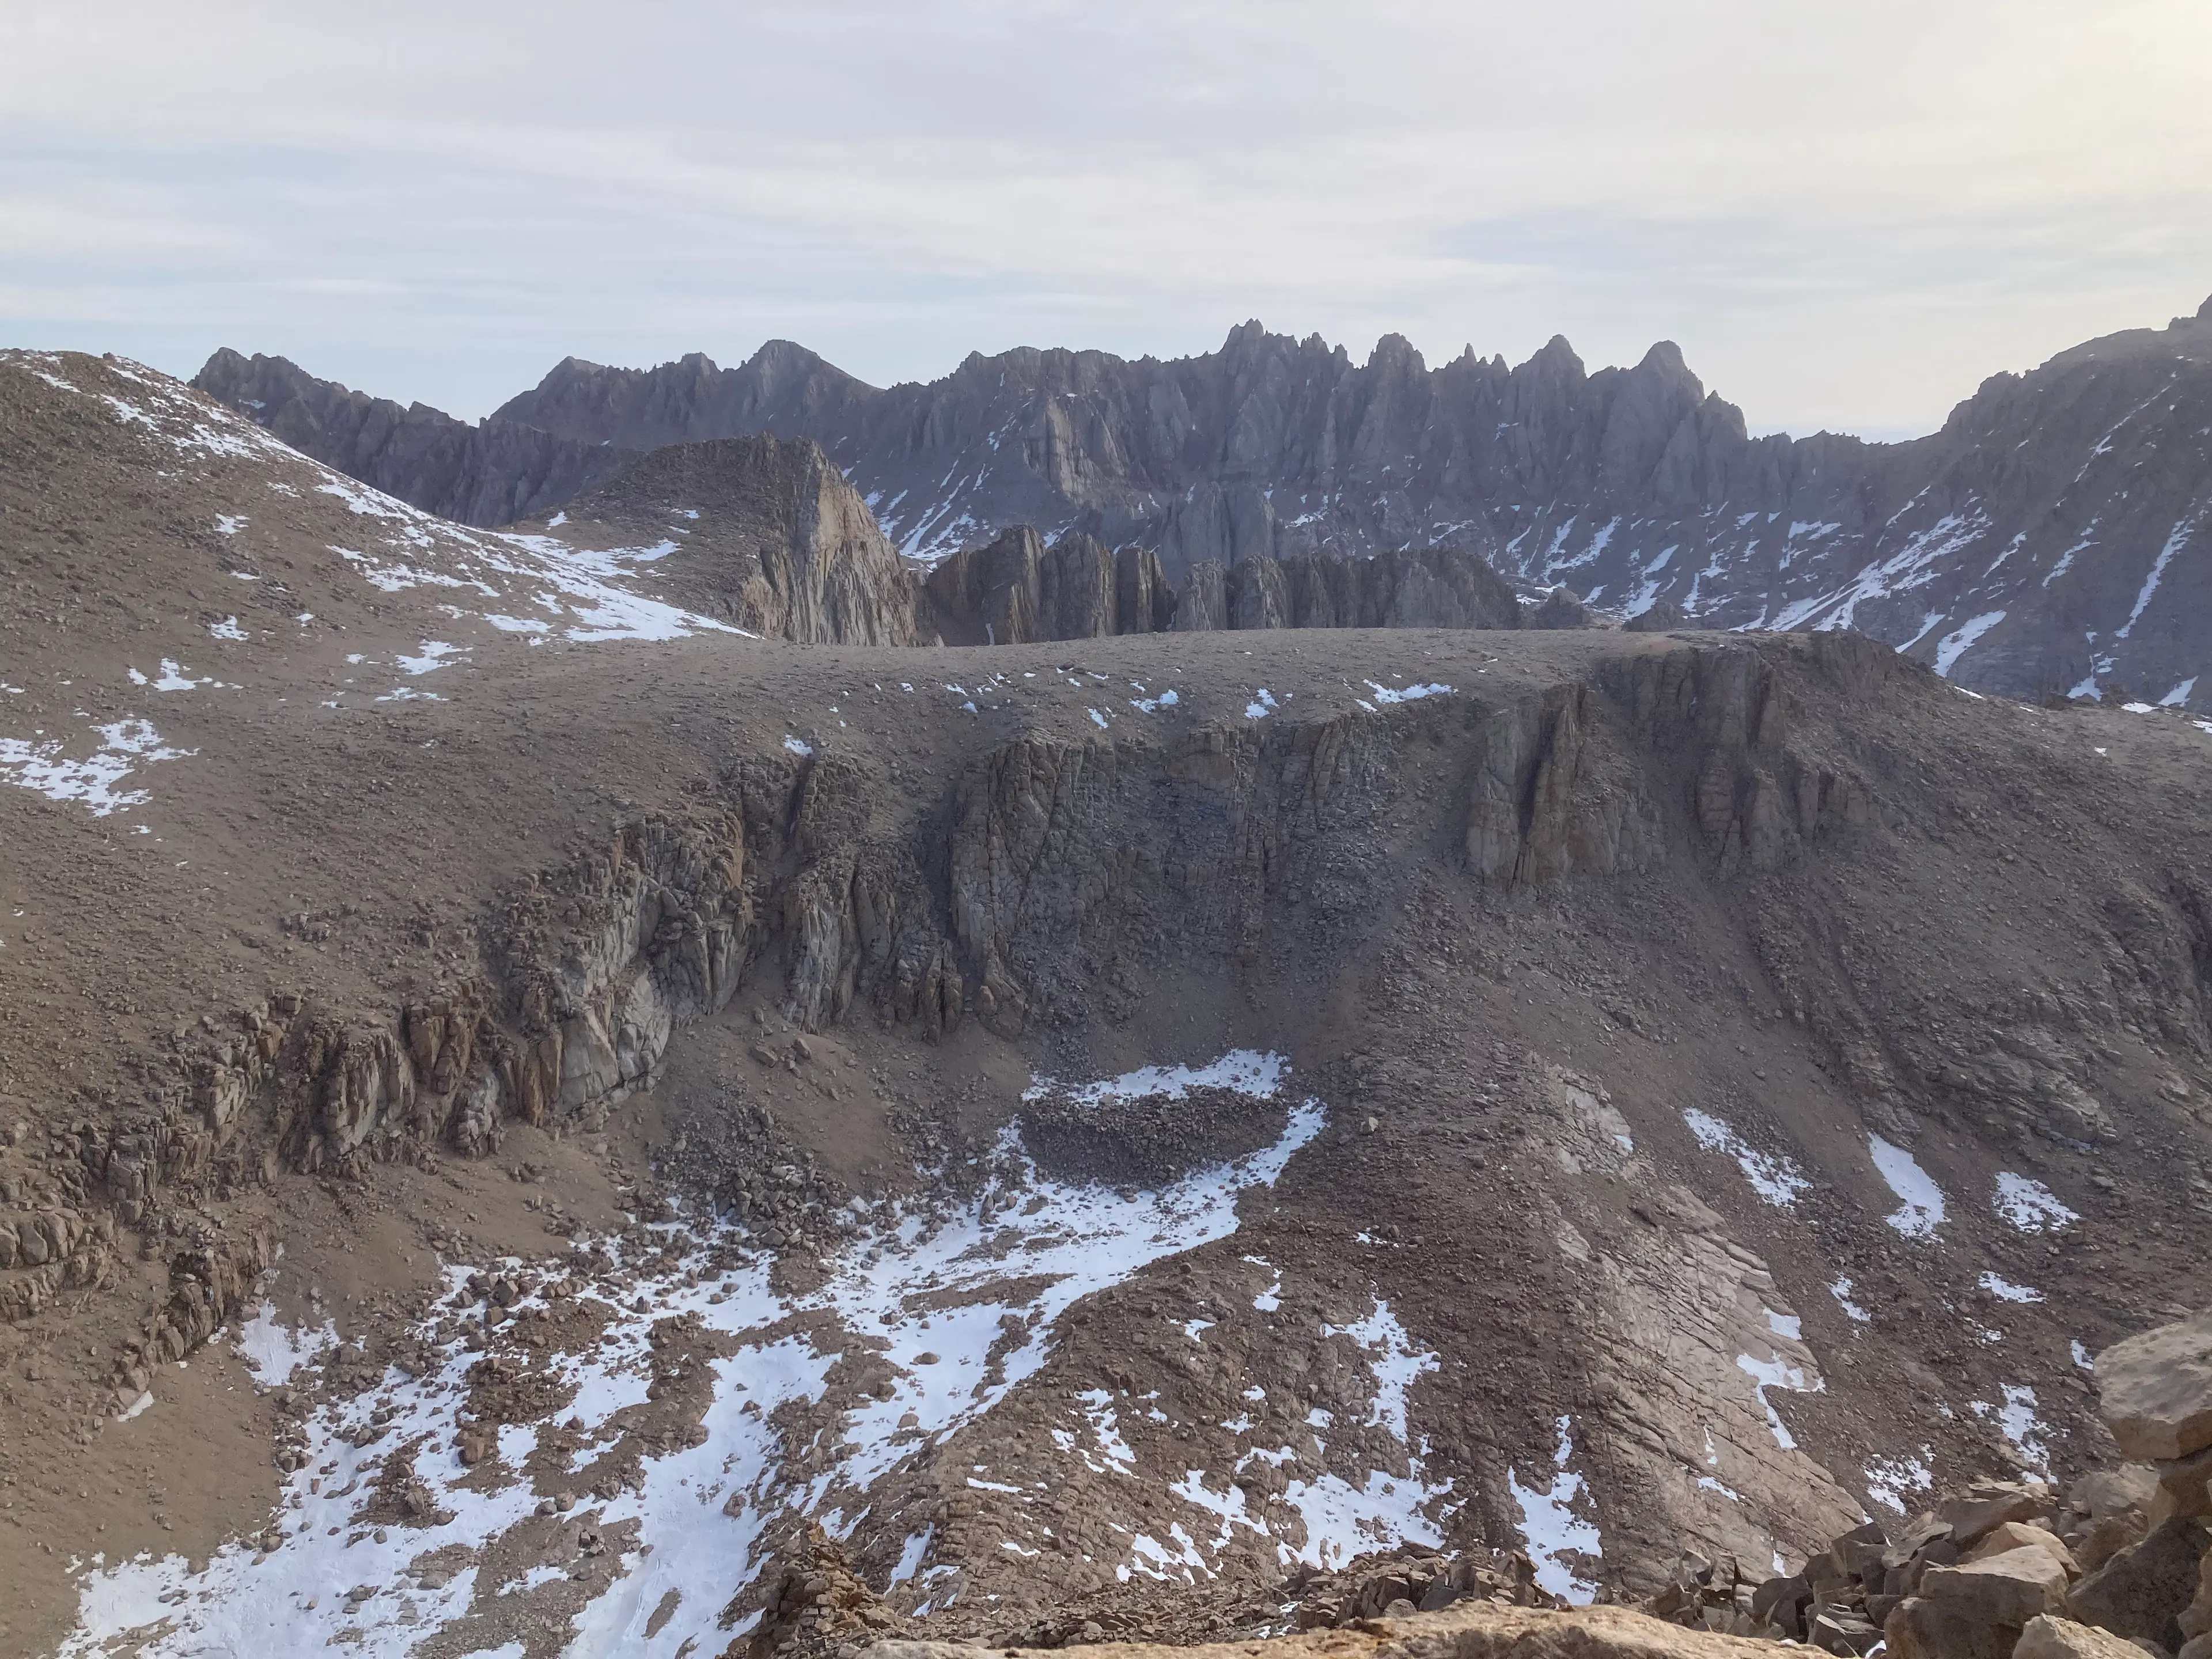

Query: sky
[5,1,2209,440]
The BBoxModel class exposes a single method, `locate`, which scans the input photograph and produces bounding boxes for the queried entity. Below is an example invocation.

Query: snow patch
[1869,1135,1945,1237]
[0,718,194,817]
[1971,1385,2050,1476]
[1992,1173,2077,1233]
[1682,1109,1808,1206]
[69,1055,1323,1659]
[1025,1050,1286,1107]
[1933,611,2006,677]
[396,641,467,675]
[1508,1418,1602,1603]
[1363,681,1453,705]
[1865,1449,1934,1513]
[1736,1351,1822,1450]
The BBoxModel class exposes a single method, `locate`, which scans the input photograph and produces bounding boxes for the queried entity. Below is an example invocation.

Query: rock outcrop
[1635,1310,2212,1659]
[1531,588,1599,630]
[748,1525,910,1659]
[919,532,1524,642]
[534,435,919,645]
[861,1601,1797,1659]
[1202,545,1525,632]
[919,528,1172,645]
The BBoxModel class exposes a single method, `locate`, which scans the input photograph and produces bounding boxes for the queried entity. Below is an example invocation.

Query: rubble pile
[1638,1310,2212,1659]
[747,1526,911,1659]
[1290,1548,1551,1627]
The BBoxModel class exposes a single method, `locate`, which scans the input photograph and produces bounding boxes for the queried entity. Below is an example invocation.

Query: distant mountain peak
[191,297,2212,710]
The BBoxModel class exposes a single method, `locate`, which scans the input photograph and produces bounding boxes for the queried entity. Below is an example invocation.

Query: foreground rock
[864,1602,1793,1659]
[2014,1615,2157,1659]
[2098,1313,2212,1464]
[1637,1313,2212,1659]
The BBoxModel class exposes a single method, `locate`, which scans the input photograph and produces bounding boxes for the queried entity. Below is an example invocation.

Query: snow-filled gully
[62,1053,1476,1658]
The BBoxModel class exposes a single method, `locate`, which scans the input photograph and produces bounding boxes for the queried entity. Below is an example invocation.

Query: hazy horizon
[7,1,2209,441]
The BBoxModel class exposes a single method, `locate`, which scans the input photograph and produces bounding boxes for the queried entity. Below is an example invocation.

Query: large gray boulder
[1920,1546,2072,1626]
[2012,1615,2150,1659]
[1941,1481,2050,1547]
[1530,587,1596,630]
[2097,1313,2212,1461]
[2067,1517,2211,1653]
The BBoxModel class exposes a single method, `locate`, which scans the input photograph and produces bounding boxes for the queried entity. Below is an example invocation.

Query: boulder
[1834,1521,1890,1581]
[1941,1482,2050,1547]
[2173,1539,2212,1643]
[2067,1517,2211,1652]
[2153,1448,2212,1525]
[2075,1511,2152,1576]
[2097,1313,2212,1461]
[1971,1524,2080,1575]
[1623,600,1690,633]
[2073,1468,2161,1521]
[1888,1595,2022,1659]
[1919,1546,2072,1626]
[1531,588,1596,629]
[2012,1614,2154,1659]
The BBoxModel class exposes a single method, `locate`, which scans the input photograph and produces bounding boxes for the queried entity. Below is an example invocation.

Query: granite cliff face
[494,342,877,454]
[196,295,2212,704]
[524,435,919,646]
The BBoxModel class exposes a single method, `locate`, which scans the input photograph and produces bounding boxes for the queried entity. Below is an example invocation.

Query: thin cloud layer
[4,0,2208,436]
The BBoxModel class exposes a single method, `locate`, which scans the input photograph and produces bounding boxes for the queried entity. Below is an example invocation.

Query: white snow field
[65,1054,1476,1658]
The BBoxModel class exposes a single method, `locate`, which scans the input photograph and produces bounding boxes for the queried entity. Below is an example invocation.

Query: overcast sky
[6,1,2209,438]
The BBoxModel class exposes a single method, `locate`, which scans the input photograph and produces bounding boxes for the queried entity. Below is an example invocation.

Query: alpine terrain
[194,294,2212,709]
[0,344,2208,1659]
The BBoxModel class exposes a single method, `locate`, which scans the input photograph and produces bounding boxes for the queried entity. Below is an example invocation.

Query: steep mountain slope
[194,347,638,525]
[198,298,2212,706]
[6,351,2212,1659]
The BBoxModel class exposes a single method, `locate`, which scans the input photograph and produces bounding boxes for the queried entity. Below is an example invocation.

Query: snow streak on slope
[3,352,747,654]
[65,1055,1330,1659]
[0,719,194,817]
[2,353,763,822]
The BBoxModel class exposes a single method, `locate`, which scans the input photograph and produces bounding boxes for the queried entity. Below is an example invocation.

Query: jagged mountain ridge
[193,347,639,524]
[197,298,2212,707]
